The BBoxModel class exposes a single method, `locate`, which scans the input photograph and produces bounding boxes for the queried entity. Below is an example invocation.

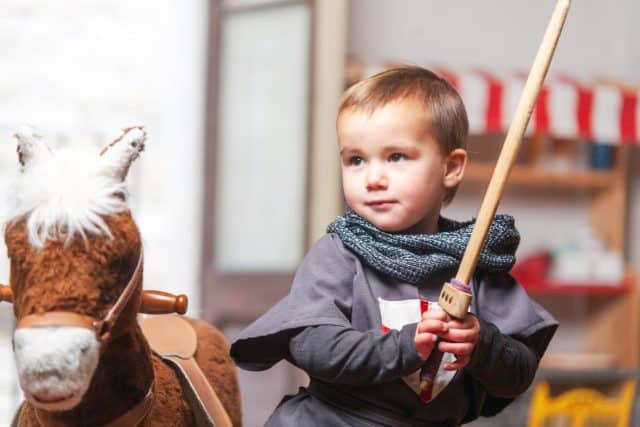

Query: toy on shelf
[527,380,636,427]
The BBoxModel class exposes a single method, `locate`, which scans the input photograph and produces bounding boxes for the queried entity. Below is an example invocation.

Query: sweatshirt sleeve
[465,318,540,397]
[288,323,424,385]
[466,272,558,415]
[230,234,362,371]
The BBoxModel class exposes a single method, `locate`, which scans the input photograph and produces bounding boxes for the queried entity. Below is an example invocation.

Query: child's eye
[388,153,407,162]
[348,156,364,166]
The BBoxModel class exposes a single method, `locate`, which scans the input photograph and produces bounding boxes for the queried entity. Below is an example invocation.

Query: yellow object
[528,380,636,427]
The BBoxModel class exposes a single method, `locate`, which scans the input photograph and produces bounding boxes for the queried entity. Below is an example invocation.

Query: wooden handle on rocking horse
[0,284,188,315]
[421,0,572,398]
[139,290,189,315]
[0,284,13,303]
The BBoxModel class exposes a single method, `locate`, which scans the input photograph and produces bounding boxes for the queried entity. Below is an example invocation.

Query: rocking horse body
[4,127,241,426]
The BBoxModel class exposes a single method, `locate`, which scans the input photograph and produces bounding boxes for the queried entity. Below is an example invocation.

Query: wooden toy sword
[420,0,572,394]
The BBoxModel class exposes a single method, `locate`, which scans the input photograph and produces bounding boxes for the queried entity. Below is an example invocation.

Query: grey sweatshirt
[231,234,557,426]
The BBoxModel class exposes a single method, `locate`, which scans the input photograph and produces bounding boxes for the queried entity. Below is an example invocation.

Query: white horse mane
[4,127,145,249]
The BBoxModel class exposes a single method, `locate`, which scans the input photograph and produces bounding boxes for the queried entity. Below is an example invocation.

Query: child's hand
[437,314,480,371]
[414,310,449,360]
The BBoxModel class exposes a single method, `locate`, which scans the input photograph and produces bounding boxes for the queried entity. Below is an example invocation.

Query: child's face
[337,99,466,234]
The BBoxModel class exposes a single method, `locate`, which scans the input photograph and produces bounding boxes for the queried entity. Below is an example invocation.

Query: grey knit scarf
[327,209,520,285]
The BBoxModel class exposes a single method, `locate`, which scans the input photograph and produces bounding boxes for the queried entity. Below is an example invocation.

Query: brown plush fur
[7,212,242,426]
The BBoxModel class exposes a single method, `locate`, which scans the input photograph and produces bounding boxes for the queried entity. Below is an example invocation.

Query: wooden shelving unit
[464,162,621,190]
[466,144,638,376]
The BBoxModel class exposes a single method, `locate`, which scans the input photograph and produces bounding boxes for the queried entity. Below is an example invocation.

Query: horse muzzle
[13,322,101,411]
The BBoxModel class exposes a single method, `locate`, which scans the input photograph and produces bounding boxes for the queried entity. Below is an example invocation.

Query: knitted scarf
[327,210,520,285]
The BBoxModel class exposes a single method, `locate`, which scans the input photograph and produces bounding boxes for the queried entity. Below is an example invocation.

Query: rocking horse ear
[98,126,146,181]
[14,126,53,171]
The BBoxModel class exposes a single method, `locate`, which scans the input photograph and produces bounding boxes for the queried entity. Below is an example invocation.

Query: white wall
[0,0,208,419]
[348,0,640,81]
[163,1,208,317]
[347,0,640,266]
[0,0,207,313]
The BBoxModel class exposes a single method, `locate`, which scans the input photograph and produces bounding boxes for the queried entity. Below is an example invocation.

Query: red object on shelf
[511,251,631,295]
[511,251,551,282]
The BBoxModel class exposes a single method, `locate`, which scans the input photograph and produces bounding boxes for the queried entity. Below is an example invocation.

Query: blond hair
[338,66,468,203]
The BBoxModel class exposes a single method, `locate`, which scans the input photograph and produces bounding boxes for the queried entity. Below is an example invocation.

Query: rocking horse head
[4,126,240,427]
[6,126,147,411]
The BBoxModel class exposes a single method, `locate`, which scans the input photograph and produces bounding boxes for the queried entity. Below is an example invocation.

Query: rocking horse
[1,127,242,426]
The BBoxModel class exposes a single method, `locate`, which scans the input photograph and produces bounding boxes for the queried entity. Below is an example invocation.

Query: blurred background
[1,0,639,425]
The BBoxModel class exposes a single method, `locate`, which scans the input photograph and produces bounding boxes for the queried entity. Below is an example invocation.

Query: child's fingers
[443,355,470,371]
[437,341,474,357]
[421,310,449,322]
[414,332,437,360]
[446,316,477,330]
[439,327,477,343]
[416,319,448,335]
[440,315,479,342]
[414,332,436,347]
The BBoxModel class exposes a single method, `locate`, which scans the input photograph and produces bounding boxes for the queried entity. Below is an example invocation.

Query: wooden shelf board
[540,351,617,371]
[464,162,619,190]
[538,368,637,382]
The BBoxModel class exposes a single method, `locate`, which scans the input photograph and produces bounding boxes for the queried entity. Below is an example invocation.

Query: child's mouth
[367,200,396,210]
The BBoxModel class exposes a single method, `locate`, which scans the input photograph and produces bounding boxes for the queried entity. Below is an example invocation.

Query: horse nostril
[80,344,89,355]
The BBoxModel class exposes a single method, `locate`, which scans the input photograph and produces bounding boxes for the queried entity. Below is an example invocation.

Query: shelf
[463,162,620,190]
[516,274,633,296]
[462,147,636,376]
[538,368,638,382]
[540,351,617,371]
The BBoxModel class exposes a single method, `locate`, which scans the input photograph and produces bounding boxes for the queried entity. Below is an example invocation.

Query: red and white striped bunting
[359,63,639,145]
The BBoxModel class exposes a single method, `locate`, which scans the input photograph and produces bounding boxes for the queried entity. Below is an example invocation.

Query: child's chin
[355,208,410,232]
[370,219,408,233]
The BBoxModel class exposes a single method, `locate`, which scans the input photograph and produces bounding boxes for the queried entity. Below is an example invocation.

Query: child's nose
[366,164,388,190]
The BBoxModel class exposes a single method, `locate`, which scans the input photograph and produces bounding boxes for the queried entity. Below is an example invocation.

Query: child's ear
[443,148,467,189]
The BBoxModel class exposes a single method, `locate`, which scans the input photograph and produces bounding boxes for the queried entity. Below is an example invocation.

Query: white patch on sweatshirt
[378,297,457,401]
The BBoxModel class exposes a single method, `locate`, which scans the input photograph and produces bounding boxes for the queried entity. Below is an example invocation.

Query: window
[202,0,313,325]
